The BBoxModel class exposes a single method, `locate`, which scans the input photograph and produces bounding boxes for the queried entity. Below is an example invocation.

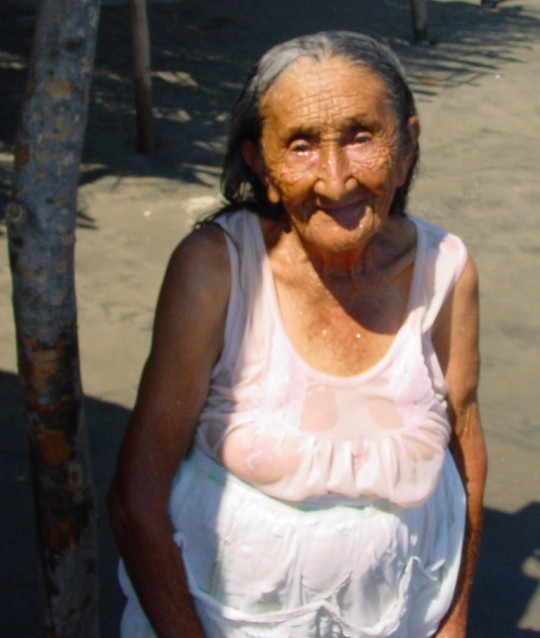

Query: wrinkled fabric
[121,446,465,638]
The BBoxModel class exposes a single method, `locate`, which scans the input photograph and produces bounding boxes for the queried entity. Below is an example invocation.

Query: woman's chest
[273,266,414,377]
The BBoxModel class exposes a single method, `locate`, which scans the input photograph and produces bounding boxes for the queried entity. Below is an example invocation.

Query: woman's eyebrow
[275,114,379,145]
[340,114,376,129]
[291,114,375,133]
[281,124,320,141]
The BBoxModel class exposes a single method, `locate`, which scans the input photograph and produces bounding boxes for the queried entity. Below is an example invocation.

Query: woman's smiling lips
[318,203,367,228]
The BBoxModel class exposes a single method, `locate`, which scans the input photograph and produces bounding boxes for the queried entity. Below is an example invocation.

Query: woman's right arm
[108,223,230,638]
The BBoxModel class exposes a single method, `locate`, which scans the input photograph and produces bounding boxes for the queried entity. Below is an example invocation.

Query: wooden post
[129,0,155,153]
[5,0,101,635]
[410,0,429,43]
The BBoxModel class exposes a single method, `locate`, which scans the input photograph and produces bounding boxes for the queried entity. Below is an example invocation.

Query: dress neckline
[252,214,425,387]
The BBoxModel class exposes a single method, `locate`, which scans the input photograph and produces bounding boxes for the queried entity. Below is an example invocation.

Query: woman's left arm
[432,254,488,637]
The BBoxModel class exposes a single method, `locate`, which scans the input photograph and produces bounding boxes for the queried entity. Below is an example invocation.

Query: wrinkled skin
[245,56,418,272]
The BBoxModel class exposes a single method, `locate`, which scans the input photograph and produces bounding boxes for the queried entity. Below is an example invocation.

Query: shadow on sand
[1,0,539,221]
[0,369,127,638]
[0,368,539,636]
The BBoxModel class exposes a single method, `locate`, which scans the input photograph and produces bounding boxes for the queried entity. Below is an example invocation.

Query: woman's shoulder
[146,222,232,385]
[410,214,463,243]
[164,207,264,312]
[164,222,231,307]
[409,215,473,333]
[411,214,468,276]
[173,221,229,265]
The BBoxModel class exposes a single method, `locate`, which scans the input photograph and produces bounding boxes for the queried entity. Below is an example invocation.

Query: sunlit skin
[244,56,419,274]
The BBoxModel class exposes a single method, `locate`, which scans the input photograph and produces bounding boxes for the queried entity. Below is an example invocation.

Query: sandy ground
[1,0,540,636]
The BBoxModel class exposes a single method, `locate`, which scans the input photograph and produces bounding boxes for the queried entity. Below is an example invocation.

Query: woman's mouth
[320,203,367,228]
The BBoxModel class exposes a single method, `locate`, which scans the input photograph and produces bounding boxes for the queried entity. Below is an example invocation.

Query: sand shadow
[0,369,128,638]
[469,503,540,636]
[1,0,539,218]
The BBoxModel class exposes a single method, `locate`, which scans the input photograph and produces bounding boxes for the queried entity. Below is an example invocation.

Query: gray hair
[221,31,419,218]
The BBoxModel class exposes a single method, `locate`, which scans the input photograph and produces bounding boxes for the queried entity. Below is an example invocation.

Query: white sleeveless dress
[120,210,467,638]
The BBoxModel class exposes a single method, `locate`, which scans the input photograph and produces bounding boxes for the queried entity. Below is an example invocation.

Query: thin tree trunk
[129,0,155,153]
[5,0,101,636]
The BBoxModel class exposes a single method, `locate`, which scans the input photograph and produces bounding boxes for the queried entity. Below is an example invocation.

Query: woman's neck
[263,215,417,284]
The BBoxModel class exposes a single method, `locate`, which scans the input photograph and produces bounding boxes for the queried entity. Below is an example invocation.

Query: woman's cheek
[349,149,396,190]
[269,164,316,200]
[349,142,391,169]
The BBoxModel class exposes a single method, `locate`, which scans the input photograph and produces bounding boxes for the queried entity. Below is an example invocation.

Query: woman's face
[251,56,417,256]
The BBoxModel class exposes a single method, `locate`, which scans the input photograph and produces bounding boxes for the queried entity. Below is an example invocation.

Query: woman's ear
[407,115,420,151]
[240,140,264,178]
[240,140,281,204]
[396,115,420,187]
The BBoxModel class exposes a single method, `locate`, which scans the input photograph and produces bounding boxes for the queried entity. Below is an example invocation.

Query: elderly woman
[108,32,487,638]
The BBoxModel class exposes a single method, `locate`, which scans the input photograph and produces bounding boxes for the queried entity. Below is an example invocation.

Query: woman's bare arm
[108,224,230,638]
[432,254,488,637]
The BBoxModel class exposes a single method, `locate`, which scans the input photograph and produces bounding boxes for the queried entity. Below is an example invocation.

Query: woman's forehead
[260,56,394,130]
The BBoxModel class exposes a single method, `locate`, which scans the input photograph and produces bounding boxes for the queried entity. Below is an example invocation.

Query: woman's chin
[308,207,383,250]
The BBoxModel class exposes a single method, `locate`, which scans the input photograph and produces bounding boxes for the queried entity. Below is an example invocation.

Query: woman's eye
[289,140,311,155]
[353,132,372,145]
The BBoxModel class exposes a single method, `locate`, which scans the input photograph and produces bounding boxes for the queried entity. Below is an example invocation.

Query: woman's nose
[313,147,357,201]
